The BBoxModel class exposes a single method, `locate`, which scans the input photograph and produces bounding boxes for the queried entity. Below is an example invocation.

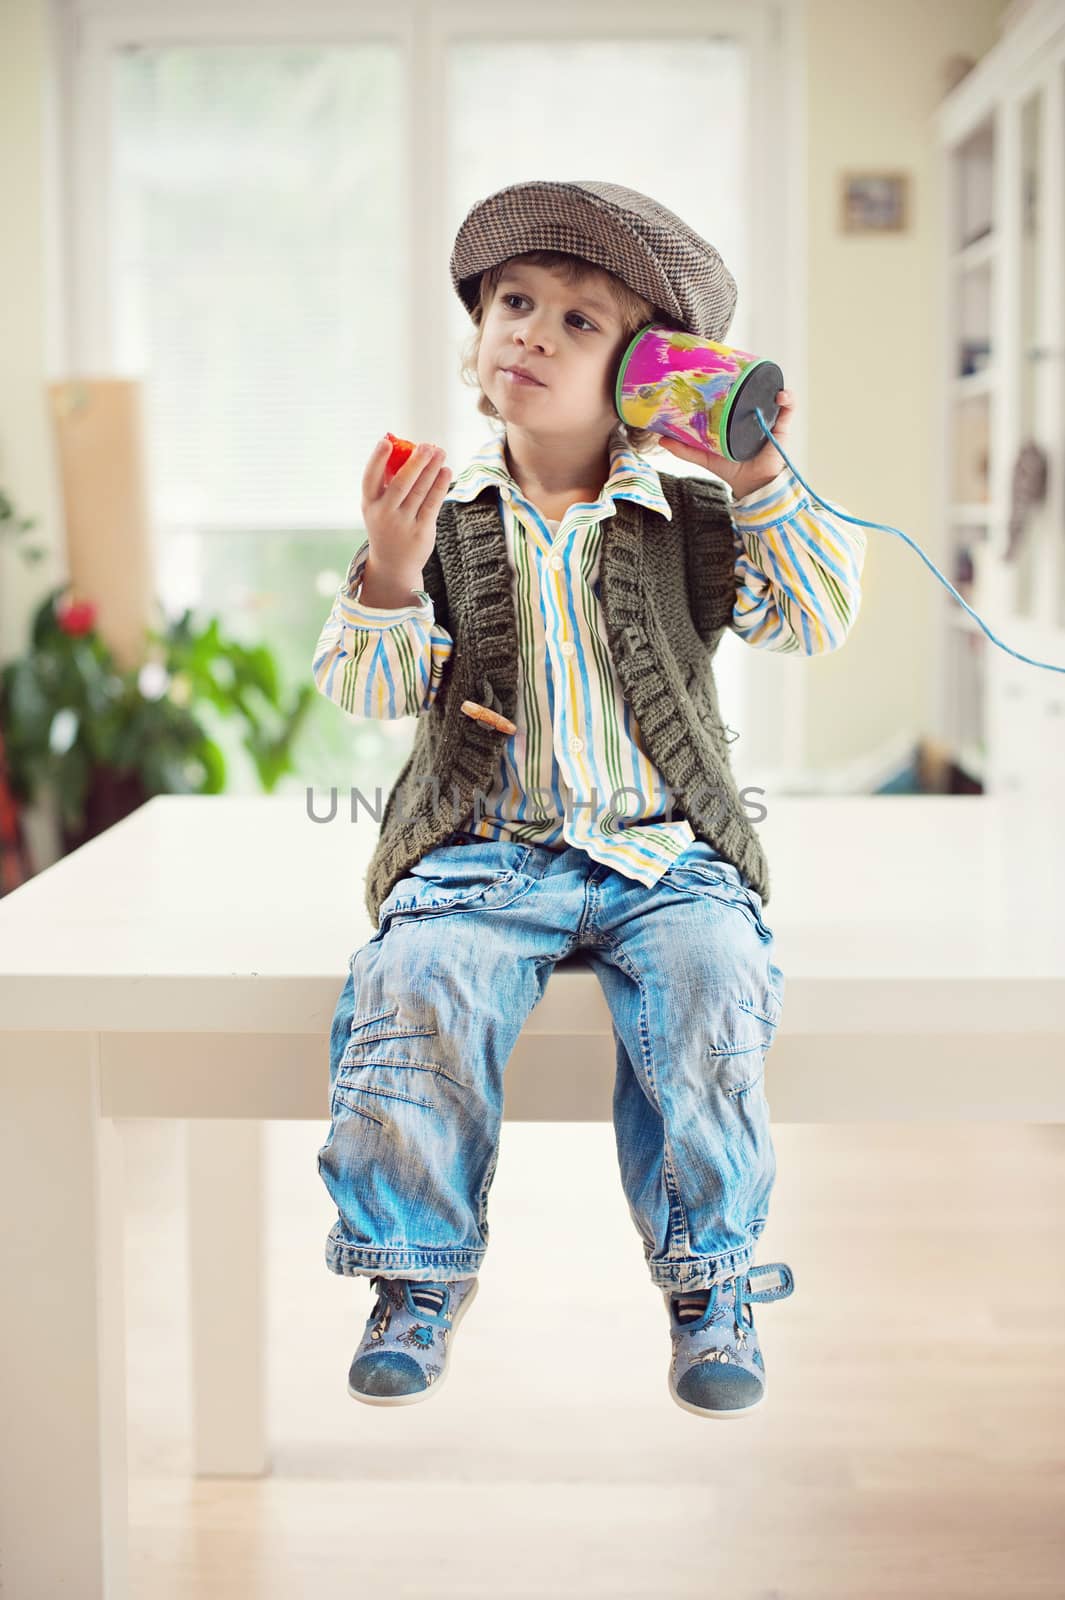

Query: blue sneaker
[666,1261,795,1418]
[347,1274,479,1406]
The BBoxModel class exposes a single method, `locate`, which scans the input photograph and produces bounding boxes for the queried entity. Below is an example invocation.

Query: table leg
[186,1119,267,1475]
[0,1031,129,1598]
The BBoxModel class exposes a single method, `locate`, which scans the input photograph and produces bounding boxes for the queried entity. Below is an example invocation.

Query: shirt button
[550,555,563,571]
[570,736,583,753]
[560,640,575,657]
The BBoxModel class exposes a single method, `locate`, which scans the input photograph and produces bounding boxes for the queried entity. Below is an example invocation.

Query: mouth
[500,366,546,388]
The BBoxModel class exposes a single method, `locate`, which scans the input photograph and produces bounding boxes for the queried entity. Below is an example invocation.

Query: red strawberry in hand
[383,432,416,486]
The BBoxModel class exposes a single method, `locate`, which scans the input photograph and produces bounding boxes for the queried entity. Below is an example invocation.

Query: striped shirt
[311,422,866,885]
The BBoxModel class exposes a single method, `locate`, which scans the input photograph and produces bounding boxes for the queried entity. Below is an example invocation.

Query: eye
[499,293,596,331]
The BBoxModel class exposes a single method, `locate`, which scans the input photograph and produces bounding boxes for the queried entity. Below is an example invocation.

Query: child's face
[477,259,629,447]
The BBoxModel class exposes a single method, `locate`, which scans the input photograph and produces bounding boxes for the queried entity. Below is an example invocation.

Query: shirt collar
[444,421,672,523]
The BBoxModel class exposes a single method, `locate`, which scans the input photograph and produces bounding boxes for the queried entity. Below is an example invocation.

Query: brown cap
[450,179,738,341]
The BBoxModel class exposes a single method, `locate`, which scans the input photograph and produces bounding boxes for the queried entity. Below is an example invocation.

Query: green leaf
[196,738,227,792]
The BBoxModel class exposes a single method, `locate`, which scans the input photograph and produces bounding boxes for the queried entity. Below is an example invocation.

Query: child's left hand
[656,389,795,502]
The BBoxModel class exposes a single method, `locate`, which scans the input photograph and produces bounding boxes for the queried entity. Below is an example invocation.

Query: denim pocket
[664,857,774,942]
[377,842,535,930]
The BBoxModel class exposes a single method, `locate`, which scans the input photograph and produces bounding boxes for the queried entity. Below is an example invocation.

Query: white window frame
[50,0,809,773]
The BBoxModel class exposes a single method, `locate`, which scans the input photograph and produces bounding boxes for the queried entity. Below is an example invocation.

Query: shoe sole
[347,1275,480,1407]
[668,1370,767,1419]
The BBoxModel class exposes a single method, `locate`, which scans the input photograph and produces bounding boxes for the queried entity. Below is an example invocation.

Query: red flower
[56,599,97,637]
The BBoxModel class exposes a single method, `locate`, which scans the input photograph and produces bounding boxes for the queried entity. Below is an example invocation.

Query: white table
[1,792,1063,1598]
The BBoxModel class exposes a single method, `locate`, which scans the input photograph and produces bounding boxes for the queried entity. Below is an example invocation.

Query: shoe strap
[400,1278,454,1326]
[743,1261,795,1302]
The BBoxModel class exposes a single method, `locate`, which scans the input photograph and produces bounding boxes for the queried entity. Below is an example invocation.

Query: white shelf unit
[934,0,1065,797]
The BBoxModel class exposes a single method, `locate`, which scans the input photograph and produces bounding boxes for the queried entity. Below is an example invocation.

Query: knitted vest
[363,470,770,927]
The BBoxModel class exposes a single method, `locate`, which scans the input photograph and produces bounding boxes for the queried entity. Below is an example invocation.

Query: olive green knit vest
[362,470,769,927]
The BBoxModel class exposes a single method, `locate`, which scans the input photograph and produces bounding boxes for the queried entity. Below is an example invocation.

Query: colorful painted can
[615,324,784,463]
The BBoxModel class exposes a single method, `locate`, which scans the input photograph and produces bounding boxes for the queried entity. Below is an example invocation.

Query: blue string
[752,405,1065,676]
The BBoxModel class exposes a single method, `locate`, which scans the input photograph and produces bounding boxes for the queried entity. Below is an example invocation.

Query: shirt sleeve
[311,538,454,718]
[728,467,867,654]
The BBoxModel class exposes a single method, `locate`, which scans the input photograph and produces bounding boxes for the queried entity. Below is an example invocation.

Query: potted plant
[0,486,315,863]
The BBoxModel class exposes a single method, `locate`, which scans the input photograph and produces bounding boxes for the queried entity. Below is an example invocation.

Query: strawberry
[383,432,416,484]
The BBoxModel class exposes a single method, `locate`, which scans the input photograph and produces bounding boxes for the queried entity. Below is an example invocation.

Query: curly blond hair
[456,249,683,456]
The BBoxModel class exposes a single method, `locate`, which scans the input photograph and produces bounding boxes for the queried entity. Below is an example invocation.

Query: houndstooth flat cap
[449,179,738,341]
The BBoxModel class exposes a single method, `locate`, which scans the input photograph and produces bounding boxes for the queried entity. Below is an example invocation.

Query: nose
[515,313,553,355]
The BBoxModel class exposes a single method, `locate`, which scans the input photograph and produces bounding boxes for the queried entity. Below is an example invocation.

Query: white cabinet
[986,654,1046,793]
[935,0,1065,800]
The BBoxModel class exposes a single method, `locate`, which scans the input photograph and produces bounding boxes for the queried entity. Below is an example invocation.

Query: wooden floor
[121,1118,1065,1598]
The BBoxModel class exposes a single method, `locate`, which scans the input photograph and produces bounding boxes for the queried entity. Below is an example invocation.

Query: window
[68,2,793,793]
[111,41,409,791]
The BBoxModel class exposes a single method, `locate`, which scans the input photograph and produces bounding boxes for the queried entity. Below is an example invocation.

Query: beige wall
[802,0,1009,770]
[0,0,63,663]
[0,0,1013,776]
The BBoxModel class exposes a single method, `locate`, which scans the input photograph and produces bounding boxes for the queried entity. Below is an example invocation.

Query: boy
[313,181,866,1418]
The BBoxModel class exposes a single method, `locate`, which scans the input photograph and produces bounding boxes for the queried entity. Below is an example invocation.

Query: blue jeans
[317,830,785,1292]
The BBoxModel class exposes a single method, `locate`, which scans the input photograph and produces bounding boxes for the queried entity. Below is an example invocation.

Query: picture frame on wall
[840,171,910,233]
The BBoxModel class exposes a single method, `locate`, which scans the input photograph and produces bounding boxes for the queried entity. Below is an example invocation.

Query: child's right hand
[361,436,452,583]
